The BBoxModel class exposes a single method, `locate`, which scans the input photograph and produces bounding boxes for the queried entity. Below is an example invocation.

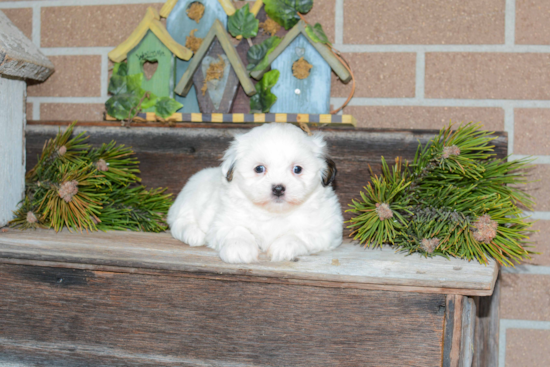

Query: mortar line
[501,265,550,275]
[510,155,550,164]
[415,51,425,99]
[101,52,110,99]
[32,101,40,120]
[331,44,550,53]
[40,47,114,56]
[27,97,108,104]
[334,0,344,45]
[505,0,516,46]
[523,211,550,220]
[504,105,514,155]
[0,0,166,8]
[329,97,550,108]
[31,5,40,47]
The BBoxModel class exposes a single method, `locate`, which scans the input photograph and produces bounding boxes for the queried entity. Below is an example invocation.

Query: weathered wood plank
[0,262,446,366]
[460,297,477,367]
[0,10,54,81]
[0,229,498,295]
[472,274,500,367]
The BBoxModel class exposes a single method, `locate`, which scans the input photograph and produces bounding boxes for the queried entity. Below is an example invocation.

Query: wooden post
[0,11,54,226]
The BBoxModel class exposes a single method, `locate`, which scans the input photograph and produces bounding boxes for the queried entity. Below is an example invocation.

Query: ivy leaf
[108,73,143,95]
[246,36,281,71]
[105,94,141,120]
[155,97,183,118]
[250,69,280,113]
[263,0,313,30]
[112,62,128,77]
[305,23,331,46]
[228,4,259,38]
[141,91,159,110]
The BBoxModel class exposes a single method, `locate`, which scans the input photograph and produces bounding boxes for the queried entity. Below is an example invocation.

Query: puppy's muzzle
[272,184,285,198]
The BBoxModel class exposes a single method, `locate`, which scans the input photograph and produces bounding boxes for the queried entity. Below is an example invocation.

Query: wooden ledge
[0,229,498,296]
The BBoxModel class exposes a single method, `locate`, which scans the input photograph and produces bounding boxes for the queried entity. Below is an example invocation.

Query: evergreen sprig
[347,122,536,266]
[10,122,172,233]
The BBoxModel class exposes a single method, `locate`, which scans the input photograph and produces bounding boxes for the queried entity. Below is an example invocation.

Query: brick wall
[1,1,549,364]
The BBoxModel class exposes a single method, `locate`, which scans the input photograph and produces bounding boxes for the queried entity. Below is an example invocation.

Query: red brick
[331,53,416,98]
[343,0,505,45]
[26,103,32,121]
[523,165,550,212]
[426,53,550,100]
[40,104,105,122]
[41,3,163,47]
[343,106,504,131]
[27,56,101,98]
[2,8,32,40]
[516,0,550,45]
[524,220,550,266]
[501,274,550,321]
[514,109,550,156]
[506,329,550,367]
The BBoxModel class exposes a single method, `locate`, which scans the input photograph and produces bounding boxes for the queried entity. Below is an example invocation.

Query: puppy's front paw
[219,240,259,264]
[268,235,309,262]
[171,222,206,247]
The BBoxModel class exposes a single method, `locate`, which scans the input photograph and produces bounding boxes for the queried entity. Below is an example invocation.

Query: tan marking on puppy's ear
[322,158,337,187]
[225,162,236,182]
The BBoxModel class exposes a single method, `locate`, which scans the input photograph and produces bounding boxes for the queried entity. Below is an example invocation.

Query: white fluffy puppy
[167,122,343,263]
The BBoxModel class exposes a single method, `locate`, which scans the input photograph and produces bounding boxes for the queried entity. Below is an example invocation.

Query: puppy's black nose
[272,184,285,197]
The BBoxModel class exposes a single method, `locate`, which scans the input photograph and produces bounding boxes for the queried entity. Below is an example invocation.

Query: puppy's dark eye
[293,166,303,174]
[254,165,265,173]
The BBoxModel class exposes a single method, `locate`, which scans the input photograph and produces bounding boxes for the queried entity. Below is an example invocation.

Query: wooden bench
[0,122,504,366]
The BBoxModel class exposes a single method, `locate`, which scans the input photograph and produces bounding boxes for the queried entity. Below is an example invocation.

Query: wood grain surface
[0,262,446,366]
[0,229,498,295]
[24,122,508,227]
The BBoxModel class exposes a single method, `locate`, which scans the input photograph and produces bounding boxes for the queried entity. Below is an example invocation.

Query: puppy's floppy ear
[322,158,337,187]
[221,138,239,182]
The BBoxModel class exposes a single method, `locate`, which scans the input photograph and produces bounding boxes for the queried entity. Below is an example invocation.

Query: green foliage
[347,122,536,266]
[305,23,331,45]
[263,0,313,29]
[11,122,172,233]
[250,69,280,113]
[105,61,182,121]
[247,36,282,71]
[155,96,184,119]
[228,3,259,39]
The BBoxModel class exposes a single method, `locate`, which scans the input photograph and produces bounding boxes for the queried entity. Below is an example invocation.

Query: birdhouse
[250,20,351,114]
[0,11,54,226]
[175,19,255,113]
[163,0,235,113]
[108,7,192,111]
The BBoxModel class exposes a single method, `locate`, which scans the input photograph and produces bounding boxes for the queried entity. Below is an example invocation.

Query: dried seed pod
[375,203,393,220]
[442,145,461,159]
[57,145,67,156]
[472,214,498,244]
[26,211,37,224]
[421,237,440,253]
[95,159,109,172]
[58,180,79,203]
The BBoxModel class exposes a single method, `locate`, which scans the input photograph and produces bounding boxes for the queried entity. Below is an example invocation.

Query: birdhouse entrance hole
[142,60,159,80]
[187,1,205,23]
[292,57,313,80]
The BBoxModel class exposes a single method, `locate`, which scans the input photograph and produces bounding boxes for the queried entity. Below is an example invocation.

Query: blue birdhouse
[162,0,231,113]
[250,20,351,114]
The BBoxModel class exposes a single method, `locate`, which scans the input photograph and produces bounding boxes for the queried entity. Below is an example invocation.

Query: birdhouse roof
[174,19,256,97]
[160,0,249,18]
[108,7,193,63]
[250,20,351,83]
[0,10,54,81]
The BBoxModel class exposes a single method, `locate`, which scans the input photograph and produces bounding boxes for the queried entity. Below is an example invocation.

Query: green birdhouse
[108,7,192,110]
